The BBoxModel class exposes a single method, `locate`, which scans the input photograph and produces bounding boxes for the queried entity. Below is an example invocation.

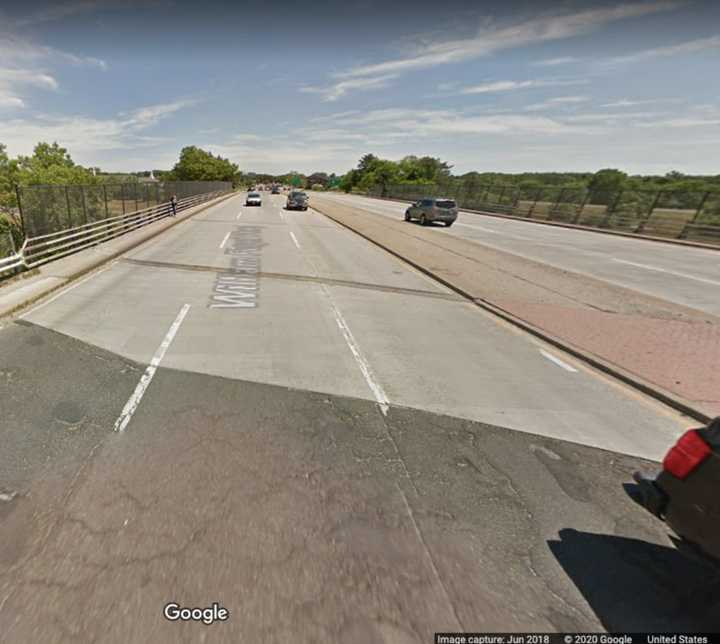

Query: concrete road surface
[318,192,720,316]
[1,193,715,642]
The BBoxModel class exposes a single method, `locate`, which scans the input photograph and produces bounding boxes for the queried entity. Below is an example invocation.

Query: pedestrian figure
[170,194,178,217]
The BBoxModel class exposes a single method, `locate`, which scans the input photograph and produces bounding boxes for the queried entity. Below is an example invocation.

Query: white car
[245,191,262,206]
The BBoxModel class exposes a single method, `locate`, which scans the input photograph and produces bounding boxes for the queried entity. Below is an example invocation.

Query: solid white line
[113,303,190,432]
[219,232,231,249]
[289,231,300,249]
[612,259,720,287]
[236,212,243,220]
[328,295,390,415]
[19,265,112,319]
[539,349,578,373]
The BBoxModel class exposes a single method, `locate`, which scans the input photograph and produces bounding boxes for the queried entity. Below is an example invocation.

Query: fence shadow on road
[548,528,720,632]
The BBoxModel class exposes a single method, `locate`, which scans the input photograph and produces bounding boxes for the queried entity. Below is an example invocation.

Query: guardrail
[0,251,23,276]
[0,190,228,278]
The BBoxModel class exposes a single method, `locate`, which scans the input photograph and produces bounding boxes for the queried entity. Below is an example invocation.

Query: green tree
[588,168,627,204]
[15,142,96,187]
[307,172,329,187]
[168,146,238,182]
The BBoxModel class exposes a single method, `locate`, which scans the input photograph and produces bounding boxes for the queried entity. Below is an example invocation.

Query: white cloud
[300,74,397,102]
[122,99,198,128]
[329,1,679,84]
[532,56,581,66]
[460,78,586,94]
[606,34,720,64]
[0,100,196,158]
[0,94,25,109]
[0,68,58,90]
[637,117,720,128]
[600,98,682,107]
[0,30,106,111]
[0,68,59,111]
[0,32,107,69]
[524,95,590,111]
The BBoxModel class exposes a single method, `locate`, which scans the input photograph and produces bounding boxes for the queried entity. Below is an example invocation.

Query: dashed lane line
[113,303,191,432]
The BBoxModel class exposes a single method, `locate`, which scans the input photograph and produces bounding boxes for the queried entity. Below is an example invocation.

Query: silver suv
[404,198,458,227]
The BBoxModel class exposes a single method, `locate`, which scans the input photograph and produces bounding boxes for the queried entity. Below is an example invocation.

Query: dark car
[271,186,280,195]
[404,198,458,227]
[629,417,720,566]
[286,191,308,211]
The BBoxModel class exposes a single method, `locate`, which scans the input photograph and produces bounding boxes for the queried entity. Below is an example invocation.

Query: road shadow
[548,528,720,632]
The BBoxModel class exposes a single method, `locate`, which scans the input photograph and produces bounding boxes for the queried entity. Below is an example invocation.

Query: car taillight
[663,429,711,479]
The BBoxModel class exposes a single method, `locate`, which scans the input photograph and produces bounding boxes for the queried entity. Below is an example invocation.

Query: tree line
[337,154,720,200]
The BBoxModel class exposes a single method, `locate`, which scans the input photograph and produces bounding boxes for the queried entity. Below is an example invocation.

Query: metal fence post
[65,185,72,229]
[14,184,26,236]
[527,187,543,219]
[80,185,88,224]
[601,190,623,228]
[552,188,566,219]
[103,185,109,219]
[134,184,139,212]
[635,189,662,234]
[482,183,492,204]
[679,191,711,239]
[571,190,592,224]
[121,184,126,215]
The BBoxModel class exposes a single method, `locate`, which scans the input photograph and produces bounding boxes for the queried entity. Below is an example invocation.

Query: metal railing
[16,180,231,238]
[0,250,23,276]
[22,190,226,268]
[368,183,720,244]
[0,230,22,277]
[0,186,230,279]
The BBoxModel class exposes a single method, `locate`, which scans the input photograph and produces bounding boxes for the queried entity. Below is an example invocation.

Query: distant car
[629,417,720,567]
[286,191,308,211]
[245,191,262,206]
[271,186,280,195]
[404,198,458,227]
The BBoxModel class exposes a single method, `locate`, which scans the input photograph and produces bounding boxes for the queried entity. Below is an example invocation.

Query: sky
[0,0,718,175]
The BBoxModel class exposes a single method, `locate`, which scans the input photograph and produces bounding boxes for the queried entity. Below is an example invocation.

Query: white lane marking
[113,303,190,432]
[19,265,112,319]
[219,232,231,249]
[612,259,720,287]
[289,231,301,249]
[236,212,243,220]
[328,294,390,415]
[539,349,578,373]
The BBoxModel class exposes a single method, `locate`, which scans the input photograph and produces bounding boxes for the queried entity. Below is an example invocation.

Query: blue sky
[0,0,718,175]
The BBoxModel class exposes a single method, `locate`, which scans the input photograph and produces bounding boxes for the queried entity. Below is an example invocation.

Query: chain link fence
[17,181,231,238]
[367,182,720,244]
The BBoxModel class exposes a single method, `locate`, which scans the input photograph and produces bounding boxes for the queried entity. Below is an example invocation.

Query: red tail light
[663,429,711,479]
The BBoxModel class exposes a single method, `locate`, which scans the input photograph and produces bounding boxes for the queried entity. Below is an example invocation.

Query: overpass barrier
[1,182,231,278]
[368,183,720,245]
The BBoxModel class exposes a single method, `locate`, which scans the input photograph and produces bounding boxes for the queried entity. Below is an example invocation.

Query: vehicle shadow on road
[548,528,720,632]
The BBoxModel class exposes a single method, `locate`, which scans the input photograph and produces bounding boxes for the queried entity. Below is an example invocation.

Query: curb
[313,201,711,424]
[353,193,720,252]
[0,192,237,320]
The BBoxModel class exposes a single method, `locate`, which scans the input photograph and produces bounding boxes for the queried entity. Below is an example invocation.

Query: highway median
[311,194,720,422]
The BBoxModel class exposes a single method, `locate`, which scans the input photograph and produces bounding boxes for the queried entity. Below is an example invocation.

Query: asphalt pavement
[318,193,720,316]
[0,193,714,642]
